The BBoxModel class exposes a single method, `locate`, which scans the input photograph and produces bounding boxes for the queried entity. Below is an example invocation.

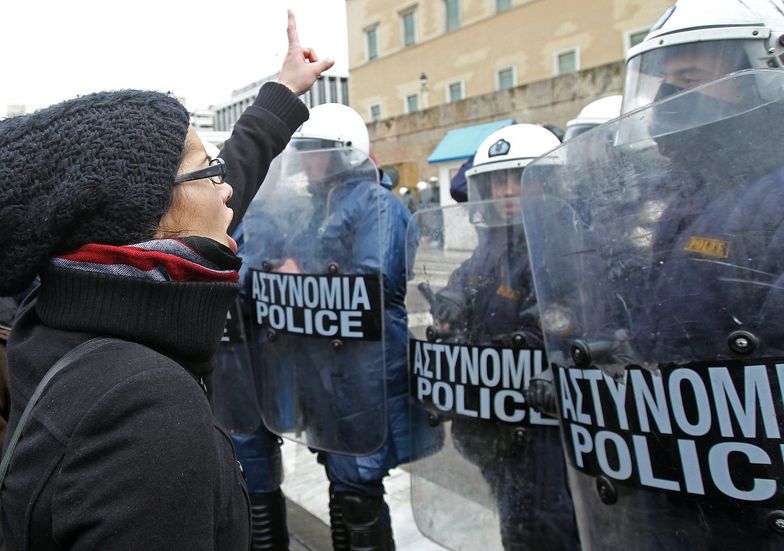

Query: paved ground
[280,441,449,551]
[286,497,331,551]
[280,435,509,551]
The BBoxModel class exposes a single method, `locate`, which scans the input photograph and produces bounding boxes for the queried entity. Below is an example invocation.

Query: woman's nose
[221,181,233,202]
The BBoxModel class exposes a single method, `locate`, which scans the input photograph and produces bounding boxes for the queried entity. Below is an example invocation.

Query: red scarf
[52,239,239,283]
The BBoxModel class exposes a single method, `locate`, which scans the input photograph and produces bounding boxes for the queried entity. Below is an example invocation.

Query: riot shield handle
[727,329,759,355]
[595,476,618,505]
[261,259,284,272]
[569,330,642,374]
[570,339,605,367]
[765,510,784,535]
[491,331,527,348]
[425,325,455,343]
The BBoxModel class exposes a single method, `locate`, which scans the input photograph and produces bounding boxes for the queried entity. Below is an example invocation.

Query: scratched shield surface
[242,145,386,455]
[521,69,784,550]
[405,200,578,550]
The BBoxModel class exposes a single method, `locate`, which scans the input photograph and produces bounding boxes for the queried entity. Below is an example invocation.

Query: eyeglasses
[174,157,226,185]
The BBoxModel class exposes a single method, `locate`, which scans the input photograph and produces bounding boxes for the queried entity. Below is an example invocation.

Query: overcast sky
[1,0,349,114]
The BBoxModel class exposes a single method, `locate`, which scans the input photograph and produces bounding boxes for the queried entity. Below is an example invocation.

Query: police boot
[249,489,289,551]
[335,492,394,551]
[329,491,351,551]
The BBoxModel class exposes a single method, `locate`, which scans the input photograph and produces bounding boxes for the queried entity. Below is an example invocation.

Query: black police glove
[431,288,466,326]
[526,367,558,417]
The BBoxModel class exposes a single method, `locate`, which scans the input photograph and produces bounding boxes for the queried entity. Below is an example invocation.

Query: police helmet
[292,103,369,155]
[288,103,372,182]
[466,124,561,203]
[564,95,622,140]
[465,124,560,227]
[623,0,784,114]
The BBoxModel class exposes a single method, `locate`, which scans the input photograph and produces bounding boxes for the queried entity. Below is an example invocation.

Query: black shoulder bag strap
[0,337,116,487]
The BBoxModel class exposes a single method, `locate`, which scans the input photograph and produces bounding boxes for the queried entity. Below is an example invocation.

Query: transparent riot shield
[211,298,263,435]
[242,146,386,455]
[407,199,579,550]
[521,69,784,550]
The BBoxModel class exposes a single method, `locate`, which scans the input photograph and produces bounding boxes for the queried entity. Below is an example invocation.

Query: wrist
[255,82,309,134]
[275,79,299,96]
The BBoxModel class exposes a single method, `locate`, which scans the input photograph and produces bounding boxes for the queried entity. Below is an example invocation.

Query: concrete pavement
[280,440,448,551]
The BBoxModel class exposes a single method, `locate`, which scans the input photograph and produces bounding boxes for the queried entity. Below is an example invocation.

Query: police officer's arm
[755,222,784,354]
[513,298,559,416]
[380,193,413,300]
[322,184,382,274]
[429,255,475,330]
[221,11,333,234]
[314,182,398,290]
[508,295,545,348]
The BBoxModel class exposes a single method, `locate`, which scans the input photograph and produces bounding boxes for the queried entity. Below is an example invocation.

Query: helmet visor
[467,167,524,203]
[622,39,756,113]
[290,137,345,151]
[281,145,374,184]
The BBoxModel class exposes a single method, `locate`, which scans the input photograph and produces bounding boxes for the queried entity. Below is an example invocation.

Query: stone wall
[370,60,625,186]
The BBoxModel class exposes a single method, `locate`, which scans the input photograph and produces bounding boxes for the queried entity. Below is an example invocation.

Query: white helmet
[292,103,370,156]
[466,123,560,204]
[564,95,622,140]
[623,0,784,113]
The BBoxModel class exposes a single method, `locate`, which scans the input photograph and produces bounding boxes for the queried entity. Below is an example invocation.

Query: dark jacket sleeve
[220,82,309,235]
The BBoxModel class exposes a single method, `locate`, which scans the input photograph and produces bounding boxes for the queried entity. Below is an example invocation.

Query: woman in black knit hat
[0,11,332,550]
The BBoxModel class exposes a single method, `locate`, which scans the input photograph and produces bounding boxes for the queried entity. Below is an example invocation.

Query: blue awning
[427,118,516,164]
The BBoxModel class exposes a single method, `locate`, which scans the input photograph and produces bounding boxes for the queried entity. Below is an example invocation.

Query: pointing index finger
[286,9,300,49]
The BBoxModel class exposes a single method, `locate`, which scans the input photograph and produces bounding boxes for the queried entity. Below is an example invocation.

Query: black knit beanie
[0,90,191,296]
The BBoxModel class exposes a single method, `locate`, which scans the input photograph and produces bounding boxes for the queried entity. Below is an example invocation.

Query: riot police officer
[408,124,578,550]
[520,1,784,549]
[242,103,413,551]
[620,0,784,399]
